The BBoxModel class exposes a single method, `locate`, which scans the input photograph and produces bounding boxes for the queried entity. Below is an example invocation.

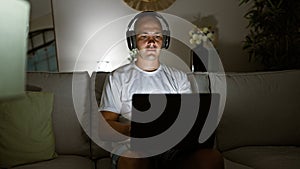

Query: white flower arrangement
[189,26,215,45]
[128,48,138,62]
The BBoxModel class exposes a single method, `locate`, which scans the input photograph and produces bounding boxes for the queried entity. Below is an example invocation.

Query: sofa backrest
[90,72,111,159]
[215,70,300,152]
[26,72,91,156]
[187,72,211,93]
[31,69,299,157]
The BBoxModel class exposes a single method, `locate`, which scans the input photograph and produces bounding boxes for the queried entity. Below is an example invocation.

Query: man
[99,11,224,169]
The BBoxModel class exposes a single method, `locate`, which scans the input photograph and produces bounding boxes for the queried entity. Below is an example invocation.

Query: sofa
[0,69,299,169]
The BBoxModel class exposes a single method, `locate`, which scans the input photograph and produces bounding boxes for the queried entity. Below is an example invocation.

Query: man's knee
[117,151,151,169]
[184,149,224,169]
[196,149,223,161]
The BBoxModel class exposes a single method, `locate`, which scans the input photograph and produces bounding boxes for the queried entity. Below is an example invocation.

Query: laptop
[130,93,220,154]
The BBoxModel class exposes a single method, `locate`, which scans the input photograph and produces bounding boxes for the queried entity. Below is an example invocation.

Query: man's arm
[180,73,192,93]
[100,111,130,141]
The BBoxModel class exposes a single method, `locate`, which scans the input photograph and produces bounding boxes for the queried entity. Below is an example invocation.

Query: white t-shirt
[99,62,192,123]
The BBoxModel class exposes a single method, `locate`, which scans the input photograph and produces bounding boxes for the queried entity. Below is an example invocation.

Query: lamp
[0,0,30,100]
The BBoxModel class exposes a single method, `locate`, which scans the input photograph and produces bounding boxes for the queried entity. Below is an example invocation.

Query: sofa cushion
[92,72,109,106]
[25,84,42,91]
[90,72,111,159]
[223,146,300,169]
[0,92,56,168]
[224,158,253,169]
[187,72,210,93]
[216,70,300,151]
[12,155,94,169]
[26,72,91,156]
[96,158,112,169]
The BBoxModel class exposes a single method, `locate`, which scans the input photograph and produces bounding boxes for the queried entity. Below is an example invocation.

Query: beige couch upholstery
[192,70,300,169]
[8,70,299,169]
[17,72,102,169]
[216,70,300,169]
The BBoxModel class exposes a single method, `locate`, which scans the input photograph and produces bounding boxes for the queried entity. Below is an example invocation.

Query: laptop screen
[130,93,220,154]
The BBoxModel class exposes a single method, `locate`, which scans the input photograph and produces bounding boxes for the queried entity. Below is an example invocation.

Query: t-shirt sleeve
[179,73,192,93]
[98,73,122,114]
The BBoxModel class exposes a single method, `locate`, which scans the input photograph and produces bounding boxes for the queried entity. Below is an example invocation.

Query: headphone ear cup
[126,30,136,50]
[162,30,170,49]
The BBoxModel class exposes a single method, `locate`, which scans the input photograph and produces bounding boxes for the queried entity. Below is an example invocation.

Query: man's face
[135,16,163,61]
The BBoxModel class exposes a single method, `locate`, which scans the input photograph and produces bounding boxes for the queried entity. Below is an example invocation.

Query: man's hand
[100,111,131,141]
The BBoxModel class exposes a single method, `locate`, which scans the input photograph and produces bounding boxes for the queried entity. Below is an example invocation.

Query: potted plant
[240,0,300,70]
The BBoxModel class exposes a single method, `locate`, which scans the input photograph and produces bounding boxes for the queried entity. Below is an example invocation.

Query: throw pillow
[0,91,57,168]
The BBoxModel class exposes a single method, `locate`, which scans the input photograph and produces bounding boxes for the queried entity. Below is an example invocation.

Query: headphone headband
[126,11,170,50]
[127,11,170,32]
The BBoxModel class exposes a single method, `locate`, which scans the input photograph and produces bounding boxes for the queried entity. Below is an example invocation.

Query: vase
[191,44,209,72]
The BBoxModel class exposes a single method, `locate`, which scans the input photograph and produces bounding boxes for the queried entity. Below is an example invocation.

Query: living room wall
[51,0,263,73]
[29,0,53,31]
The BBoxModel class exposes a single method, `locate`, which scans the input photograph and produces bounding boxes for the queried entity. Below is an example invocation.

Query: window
[27,28,58,72]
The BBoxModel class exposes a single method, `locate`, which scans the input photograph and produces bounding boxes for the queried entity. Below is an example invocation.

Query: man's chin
[139,54,158,61]
[138,50,159,61]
